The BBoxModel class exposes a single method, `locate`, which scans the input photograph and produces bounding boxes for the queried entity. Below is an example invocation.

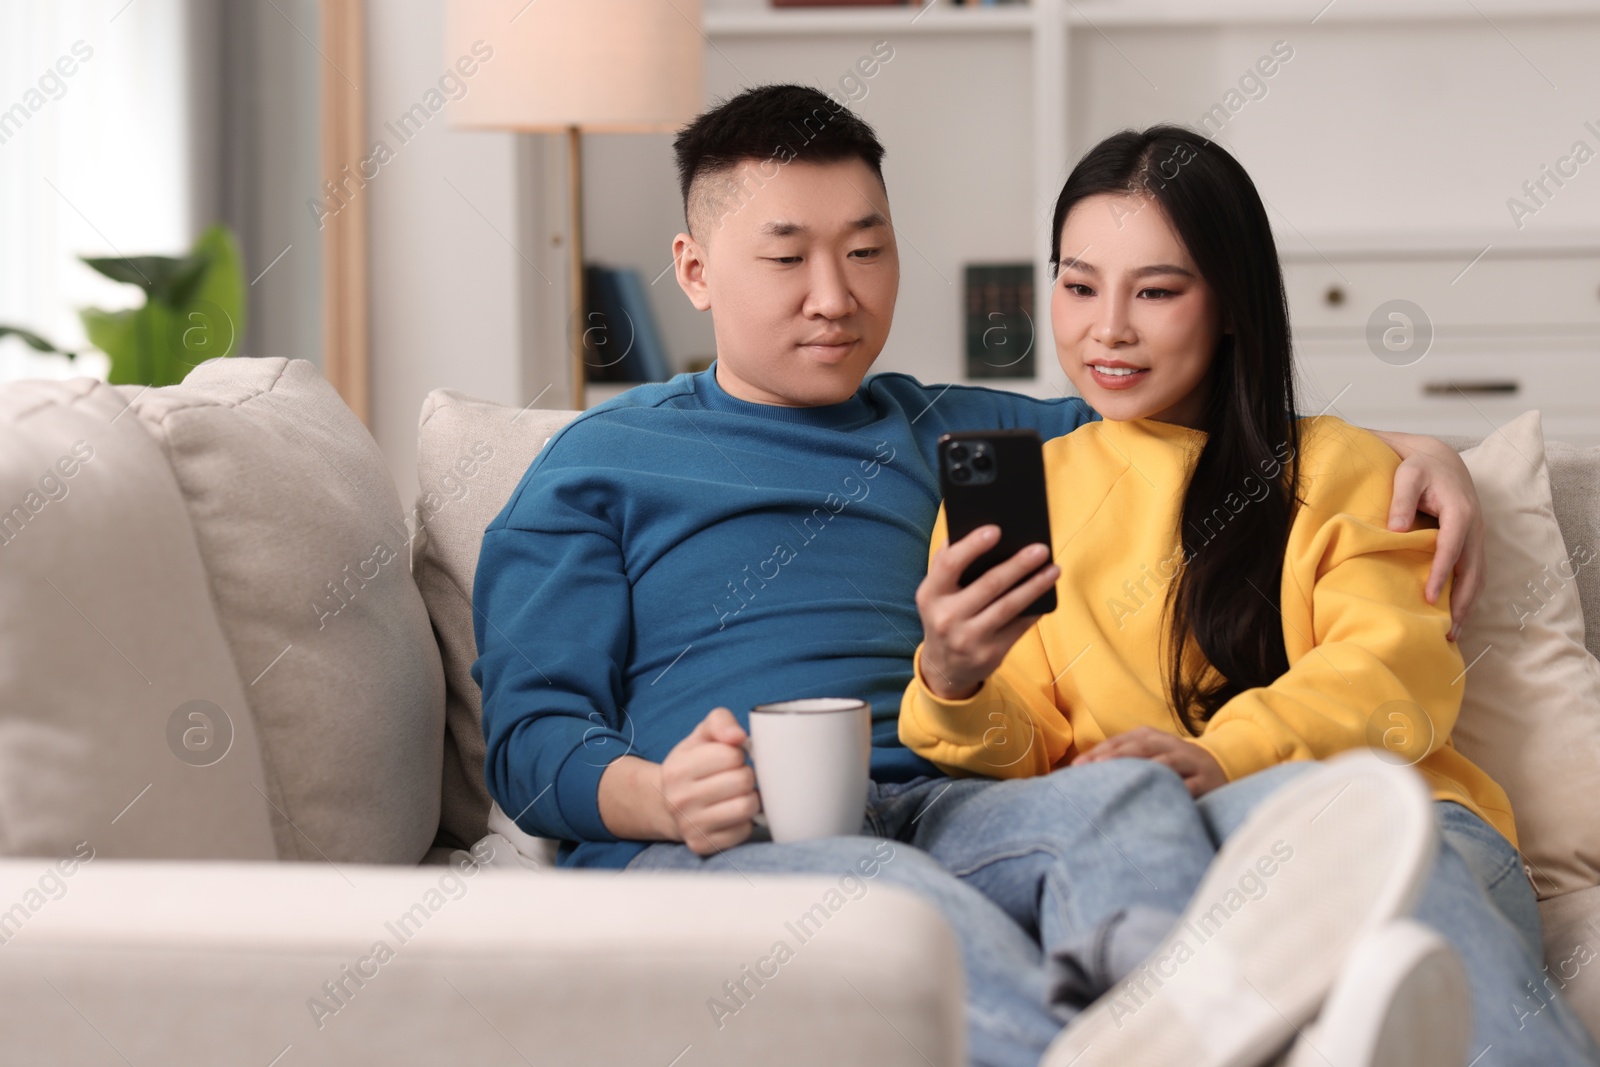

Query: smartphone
[937,429,1057,616]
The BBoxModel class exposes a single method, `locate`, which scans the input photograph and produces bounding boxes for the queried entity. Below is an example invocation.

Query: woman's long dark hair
[1049,126,1301,732]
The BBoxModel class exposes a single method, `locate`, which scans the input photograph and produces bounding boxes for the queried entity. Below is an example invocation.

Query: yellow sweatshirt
[900,415,1516,846]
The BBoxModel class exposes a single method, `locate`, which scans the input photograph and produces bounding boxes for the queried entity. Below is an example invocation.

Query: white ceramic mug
[747,697,871,843]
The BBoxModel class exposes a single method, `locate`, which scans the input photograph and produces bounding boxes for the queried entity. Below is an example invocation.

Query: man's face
[673,158,899,408]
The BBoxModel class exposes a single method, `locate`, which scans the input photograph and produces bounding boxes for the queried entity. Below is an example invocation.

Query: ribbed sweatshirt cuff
[1194,719,1284,783]
[551,737,627,844]
[906,645,995,749]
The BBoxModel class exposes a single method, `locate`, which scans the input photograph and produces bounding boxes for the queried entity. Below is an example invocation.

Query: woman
[901,126,1599,1064]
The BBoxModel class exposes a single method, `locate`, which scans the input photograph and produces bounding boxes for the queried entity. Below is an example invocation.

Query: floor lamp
[447,0,704,410]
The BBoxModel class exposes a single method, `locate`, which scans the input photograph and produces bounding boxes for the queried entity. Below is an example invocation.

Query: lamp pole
[445,0,703,412]
[567,126,586,410]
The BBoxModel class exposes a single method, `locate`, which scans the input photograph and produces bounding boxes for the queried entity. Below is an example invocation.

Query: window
[1,0,198,382]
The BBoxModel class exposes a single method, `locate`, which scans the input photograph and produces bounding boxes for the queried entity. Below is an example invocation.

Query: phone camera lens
[971,453,993,473]
[950,466,971,483]
[949,444,970,462]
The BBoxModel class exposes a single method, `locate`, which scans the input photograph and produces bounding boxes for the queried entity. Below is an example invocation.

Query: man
[472,86,1562,1066]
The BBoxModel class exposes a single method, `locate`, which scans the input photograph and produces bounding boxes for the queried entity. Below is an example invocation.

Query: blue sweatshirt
[472,364,1095,869]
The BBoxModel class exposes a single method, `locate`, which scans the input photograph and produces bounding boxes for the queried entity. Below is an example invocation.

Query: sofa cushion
[1547,439,1600,665]
[1536,884,1600,1045]
[1448,412,1600,898]
[412,389,574,854]
[1441,428,1600,666]
[0,860,965,1067]
[120,358,445,864]
[0,377,277,859]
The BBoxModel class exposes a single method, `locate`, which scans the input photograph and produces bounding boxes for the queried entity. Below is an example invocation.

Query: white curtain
[0,0,195,382]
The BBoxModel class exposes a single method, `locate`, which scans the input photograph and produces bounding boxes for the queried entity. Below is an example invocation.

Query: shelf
[1273,228,1600,260]
[705,0,1599,36]
[705,6,1036,37]
[1070,0,1600,26]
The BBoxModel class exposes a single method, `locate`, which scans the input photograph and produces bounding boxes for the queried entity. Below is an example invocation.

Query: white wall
[1069,18,1600,235]
[365,0,527,505]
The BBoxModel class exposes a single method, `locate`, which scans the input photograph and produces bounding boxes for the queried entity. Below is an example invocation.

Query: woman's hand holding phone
[915,524,1060,702]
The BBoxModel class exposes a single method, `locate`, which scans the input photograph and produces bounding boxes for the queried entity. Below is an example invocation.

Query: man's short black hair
[672,83,887,236]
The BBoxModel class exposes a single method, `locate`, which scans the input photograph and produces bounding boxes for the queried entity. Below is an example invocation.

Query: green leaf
[80,255,186,299]
[162,251,211,308]
[140,302,191,386]
[172,224,247,361]
[78,224,249,385]
[0,325,74,357]
[91,303,188,387]
[80,306,139,383]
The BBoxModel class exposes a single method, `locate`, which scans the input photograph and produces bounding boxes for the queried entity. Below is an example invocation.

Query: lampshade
[446,0,705,132]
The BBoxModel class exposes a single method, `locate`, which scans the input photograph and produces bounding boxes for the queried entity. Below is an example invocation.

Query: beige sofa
[1,356,1597,1062]
[0,358,961,1066]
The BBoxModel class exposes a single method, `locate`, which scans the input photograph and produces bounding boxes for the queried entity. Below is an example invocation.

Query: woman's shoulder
[1042,418,1103,463]
[1294,414,1399,466]
[1043,415,1202,462]
[1040,418,1152,480]
[1292,415,1401,520]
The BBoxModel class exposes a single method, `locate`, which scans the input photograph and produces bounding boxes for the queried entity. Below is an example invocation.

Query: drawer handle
[1423,380,1520,396]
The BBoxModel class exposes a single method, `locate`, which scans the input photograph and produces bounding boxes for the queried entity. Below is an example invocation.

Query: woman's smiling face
[1051,193,1227,428]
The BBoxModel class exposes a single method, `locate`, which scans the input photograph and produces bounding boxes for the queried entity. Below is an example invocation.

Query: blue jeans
[1200,762,1600,1066]
[628,759,1208,1067]
[629,760,1600,1067]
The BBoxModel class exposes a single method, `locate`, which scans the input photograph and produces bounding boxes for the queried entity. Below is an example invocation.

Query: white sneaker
[1039,750,1438,1067]
[1282,920,1470,1067]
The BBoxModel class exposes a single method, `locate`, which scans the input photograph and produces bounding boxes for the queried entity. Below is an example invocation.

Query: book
[582,265,634,383]
[964,263,1036,380]
[583,264,673,383]
[613,267,671,383]
[771,1,916,8]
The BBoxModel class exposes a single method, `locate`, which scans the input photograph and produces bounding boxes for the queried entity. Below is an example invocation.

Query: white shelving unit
[586,1,1600,428]
[707,0,1600,33]
[705,7,1035,36]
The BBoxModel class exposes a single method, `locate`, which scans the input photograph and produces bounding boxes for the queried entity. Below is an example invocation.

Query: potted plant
[0,223,246,387]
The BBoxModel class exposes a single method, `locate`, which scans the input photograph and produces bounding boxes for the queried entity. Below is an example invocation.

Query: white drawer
[1284,253,1600,336]
[1279,246,1600,444]
[1295,347,1600,445]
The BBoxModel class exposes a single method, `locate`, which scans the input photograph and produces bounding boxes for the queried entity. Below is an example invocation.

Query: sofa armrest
[0,857,964,1066]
